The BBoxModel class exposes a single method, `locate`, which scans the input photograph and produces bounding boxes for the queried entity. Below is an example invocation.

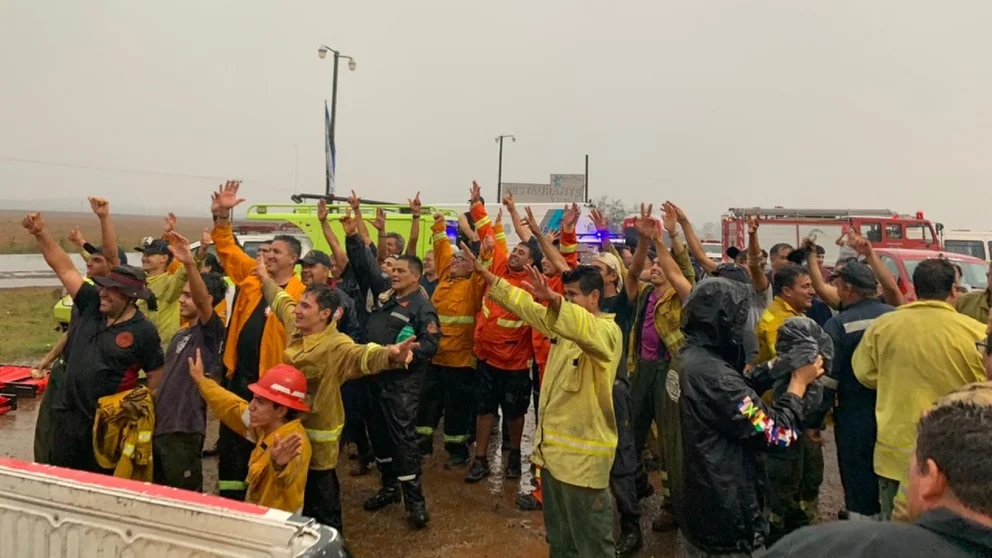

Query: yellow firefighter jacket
[92,387,155,482]
[488,279,622,489]
[263,278,400,471]
[195,376,311,513]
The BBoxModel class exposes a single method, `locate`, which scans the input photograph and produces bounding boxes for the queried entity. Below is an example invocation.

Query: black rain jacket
[678,278,810,554]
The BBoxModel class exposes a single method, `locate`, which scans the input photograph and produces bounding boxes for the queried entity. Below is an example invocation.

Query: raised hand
[317,199,329,222]
[269,433,304,467]
[502,192,516,212]
[88,196,110,218]
[850,233,873,257]
[164,212,177,235]
[470,181,482,204]
[67,227,86,249]
[348,190,361,210]
[521,264,555,302]
[433,213,446,228]
[546,229,561,244]
[372,207,387,232]
[634,203,657,239]
[589,209,609,233]
[166,231,194,265]
[341,209,358,236]
[409,191,422,217]
[215,180,245,213]
[255,252,270,280]
[667,201,689,224]
[200,228,213,247]
[460,241,495,284]
[21,213,45,236]
[562,203,580,230]
[661,202,678,235]
[747,215,760,235]
[389,336,421,364]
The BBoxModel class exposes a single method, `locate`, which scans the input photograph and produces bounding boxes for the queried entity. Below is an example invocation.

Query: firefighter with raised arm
[354,240,441,529]
[464,241,623,557]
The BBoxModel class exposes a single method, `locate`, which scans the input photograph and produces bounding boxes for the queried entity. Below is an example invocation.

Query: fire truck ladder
[726,207,899,220]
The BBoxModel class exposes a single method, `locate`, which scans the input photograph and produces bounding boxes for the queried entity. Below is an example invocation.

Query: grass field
[0,210,214,254]
[0,287,64,364]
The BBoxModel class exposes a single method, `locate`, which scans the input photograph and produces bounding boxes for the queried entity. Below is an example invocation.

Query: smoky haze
[1,1,990,228]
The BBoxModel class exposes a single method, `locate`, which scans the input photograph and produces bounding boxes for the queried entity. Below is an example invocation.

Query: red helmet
[248,364,310,412]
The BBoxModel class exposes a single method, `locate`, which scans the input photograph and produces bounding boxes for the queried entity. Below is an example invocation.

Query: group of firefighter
[22,179,992,557]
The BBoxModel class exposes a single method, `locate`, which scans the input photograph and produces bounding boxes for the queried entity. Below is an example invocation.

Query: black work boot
[400,477,430,530]
[616,516,643,556]
[505,449,522,479]
[363,483,401,511]
[464,457,491,483]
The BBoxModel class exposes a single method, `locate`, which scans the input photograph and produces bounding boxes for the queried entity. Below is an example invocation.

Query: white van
[942,230,992,262]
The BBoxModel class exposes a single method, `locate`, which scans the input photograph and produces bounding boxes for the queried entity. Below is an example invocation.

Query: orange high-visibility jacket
[532,229,579,383]
[430,220,491,369]
[471,203,534,371]
[212,222,305,378]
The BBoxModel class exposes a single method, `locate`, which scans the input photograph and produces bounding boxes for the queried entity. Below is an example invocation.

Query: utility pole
[495,134,516,200]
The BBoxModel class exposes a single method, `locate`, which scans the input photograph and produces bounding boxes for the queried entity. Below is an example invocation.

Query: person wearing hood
[23,211,164,473]
[679,278,824,556]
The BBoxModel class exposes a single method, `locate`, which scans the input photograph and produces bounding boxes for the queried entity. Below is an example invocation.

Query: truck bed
[0,459,343,558]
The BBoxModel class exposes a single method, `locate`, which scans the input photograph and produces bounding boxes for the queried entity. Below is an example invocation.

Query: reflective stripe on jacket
[488,279,622,489]
[431,221,490,368]
[195,376,311,513]
[472,203,534,371]
[92,386,155,482]
[264,278,399,471]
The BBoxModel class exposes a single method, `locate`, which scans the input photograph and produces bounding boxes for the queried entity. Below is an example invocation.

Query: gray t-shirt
[154,314,225,436]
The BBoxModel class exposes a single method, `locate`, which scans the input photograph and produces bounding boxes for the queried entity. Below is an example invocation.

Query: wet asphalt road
[1,396,843,557]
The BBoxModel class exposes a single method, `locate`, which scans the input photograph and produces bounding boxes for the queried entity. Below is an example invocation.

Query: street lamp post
[318,45,356,196]
[495,134,515,201]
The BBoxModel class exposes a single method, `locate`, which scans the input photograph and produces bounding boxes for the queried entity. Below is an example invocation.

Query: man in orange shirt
[466,182,541,483]
[210,180,306,501]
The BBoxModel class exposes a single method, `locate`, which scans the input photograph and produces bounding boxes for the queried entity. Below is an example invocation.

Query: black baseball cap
[726,246,742,260]
[83,243,128,265]
[299,250,333,268]
[135,238,172,257]
[836,261,877,290]
[712,262,750,285]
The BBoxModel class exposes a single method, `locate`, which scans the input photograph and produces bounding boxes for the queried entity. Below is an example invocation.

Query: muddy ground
[2,396,843,558]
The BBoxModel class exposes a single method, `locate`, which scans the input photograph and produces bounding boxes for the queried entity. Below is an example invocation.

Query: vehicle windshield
[943,239,988,261]
[903,258,989,290]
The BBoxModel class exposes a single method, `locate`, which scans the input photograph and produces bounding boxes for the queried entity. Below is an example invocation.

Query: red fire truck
[721,207,943,263]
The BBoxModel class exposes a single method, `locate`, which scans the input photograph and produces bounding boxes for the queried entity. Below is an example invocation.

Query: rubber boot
[616,516,643,556]
[400,477,430,529]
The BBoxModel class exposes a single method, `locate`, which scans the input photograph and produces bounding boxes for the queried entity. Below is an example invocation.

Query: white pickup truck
[0,458,344,557]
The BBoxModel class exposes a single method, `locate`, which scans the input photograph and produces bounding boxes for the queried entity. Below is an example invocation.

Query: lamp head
[348,59,357,71]
[318,46,328,59]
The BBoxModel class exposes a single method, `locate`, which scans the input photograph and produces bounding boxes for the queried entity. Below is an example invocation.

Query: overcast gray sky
[2,1,990,228]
